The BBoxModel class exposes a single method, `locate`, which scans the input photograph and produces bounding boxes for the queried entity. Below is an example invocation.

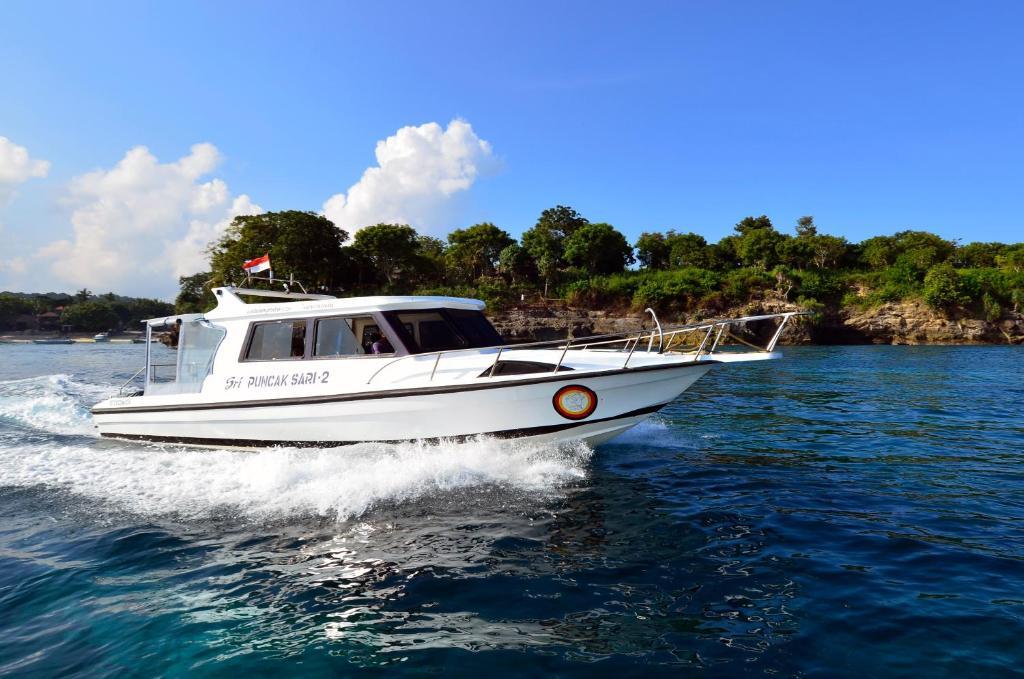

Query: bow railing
[366,311,804,385]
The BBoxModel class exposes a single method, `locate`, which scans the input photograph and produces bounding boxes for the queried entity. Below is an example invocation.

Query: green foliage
[497,243,536,283]
[631,268,720,309]
[923,263,967,310]
[61,300,121,332]
[665,232,711,268]
[445,222,514,281]
[175,273,215,314]
[996,245,1024,273]
[795,216,818,237]
[634,232,670,269]
[956,242,1006,268]
[350,223,422,289]
[860,231,956,274]
[520,205,590,292]
[734,215,774,235]
[0,293,34,329]
[982,293,1002,322]
[736,227,784,269]
[563,222,634,274]
[209,211,349,290]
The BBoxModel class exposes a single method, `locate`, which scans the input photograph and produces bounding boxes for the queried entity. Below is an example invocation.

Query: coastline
[489,300,1024,346]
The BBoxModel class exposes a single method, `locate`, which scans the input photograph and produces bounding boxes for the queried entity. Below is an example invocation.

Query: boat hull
[93,362,714,449]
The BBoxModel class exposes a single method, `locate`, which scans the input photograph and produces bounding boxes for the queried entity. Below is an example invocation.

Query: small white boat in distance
[92,287,802,449]
[93,333,110,342]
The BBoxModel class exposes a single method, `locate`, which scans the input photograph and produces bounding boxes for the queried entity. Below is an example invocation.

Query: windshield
[384,309,503,354]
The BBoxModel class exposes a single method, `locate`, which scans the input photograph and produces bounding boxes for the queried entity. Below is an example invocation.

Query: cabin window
[245,320,307,361]
[388,309,503,353]
[313,315,393,357]
[446,309,504,347]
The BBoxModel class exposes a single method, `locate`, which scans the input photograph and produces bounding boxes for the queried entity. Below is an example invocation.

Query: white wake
[0,372,593,521]
[0,439,592,521]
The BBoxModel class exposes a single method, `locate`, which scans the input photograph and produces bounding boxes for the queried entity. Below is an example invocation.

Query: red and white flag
[242,253,272,275]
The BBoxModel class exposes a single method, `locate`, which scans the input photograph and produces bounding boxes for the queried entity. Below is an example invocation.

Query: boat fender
[552,385,598,420]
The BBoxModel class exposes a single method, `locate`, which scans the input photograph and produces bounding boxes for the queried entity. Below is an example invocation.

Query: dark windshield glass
[446,309,504,347]
[387,309,503,354]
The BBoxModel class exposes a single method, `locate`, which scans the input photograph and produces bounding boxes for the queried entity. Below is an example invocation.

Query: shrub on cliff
[923,263,967,310]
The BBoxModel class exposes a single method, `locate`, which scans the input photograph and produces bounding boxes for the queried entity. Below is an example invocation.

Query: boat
[32,338,74,345]
[93,333,110,342]
[91,287,802,449]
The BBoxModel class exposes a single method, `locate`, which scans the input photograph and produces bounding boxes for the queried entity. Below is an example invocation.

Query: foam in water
[0,372,594,521]
[0,439,593,521]
[0,374,112,436]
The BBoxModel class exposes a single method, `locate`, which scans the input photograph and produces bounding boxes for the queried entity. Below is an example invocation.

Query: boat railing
[366,311,804,385]
[117,362,177,395]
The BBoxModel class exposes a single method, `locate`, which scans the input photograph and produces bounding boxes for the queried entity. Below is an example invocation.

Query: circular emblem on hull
[552,385,598,420]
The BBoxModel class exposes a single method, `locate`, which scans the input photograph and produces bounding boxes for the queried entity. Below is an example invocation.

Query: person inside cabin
[370,332,393,354]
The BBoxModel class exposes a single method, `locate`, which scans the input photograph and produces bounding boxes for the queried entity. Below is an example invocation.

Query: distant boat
[93,333,110,342]
[33,338,74,345]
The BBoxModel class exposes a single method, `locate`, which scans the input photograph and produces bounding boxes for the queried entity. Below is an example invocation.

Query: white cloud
[0,136,50,206]
[322,119,497,234]
[37,143,260,298]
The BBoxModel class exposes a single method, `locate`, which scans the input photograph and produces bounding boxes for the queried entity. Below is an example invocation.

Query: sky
[1,0,1022,299]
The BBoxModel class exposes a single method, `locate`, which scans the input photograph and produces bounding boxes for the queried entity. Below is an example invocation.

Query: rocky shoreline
[489,300,1024,345]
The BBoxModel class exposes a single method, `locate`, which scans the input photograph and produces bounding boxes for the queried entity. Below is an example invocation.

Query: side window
[313,316,395,357]
[314,317,363,357]
[246,320,306,360]
[396,311,467,352]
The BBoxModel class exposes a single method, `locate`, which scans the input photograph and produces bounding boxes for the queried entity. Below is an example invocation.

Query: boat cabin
[137,287,505,397]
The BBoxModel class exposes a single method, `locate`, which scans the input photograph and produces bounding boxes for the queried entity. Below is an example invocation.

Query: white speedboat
[92,287,800,448]
[93,333,110,342]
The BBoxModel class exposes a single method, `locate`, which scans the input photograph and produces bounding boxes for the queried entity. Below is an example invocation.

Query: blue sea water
[0,343,1022,677]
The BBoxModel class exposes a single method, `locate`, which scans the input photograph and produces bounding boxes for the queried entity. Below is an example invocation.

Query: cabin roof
[198,287,486,323]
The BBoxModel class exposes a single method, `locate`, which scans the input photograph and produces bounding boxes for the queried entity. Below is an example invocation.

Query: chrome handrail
[118,366,146,395]
[365,311,805,385]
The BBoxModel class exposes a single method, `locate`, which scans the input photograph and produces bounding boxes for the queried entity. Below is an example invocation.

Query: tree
[521,206,589,295]
[445,222,514,281]
[74,288,92,302]
[665,232,710,268]
[996,245,1024,273]
[350,223,422,288]
[734,215,774,236]
[532,205,589,240]
[0,293,34,330]
[635,232,670,269]
[923,263,966,310]
[413,235,447,286]
[61,300,120,332]
[957,242,1007,268]
[808,235,851,269]
[564,223,634,274]
[175,273,215,314]
[209,211,349,290]
[857,231,956,283]
[498,243,537,283]
[795,215,818,237]
[736,227,784,269]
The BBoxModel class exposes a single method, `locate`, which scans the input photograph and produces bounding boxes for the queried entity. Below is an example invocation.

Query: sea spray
[0,374,113,436]
[0,438,593,522]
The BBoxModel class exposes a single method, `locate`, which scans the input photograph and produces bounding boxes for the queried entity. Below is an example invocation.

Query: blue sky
[1,0,1022,297]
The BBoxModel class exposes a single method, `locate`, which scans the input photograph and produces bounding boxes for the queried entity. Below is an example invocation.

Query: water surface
[0,344,1022,676]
